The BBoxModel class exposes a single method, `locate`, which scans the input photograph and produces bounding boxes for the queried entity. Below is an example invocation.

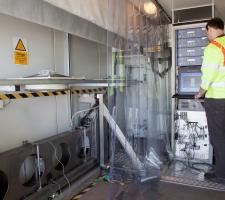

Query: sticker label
[13,37,28,65]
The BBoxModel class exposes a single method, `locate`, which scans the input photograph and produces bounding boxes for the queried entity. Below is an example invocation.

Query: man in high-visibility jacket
[195,18,225,184]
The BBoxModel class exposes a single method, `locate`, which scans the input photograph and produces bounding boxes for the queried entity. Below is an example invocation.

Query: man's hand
[195,92,204,99]
[195,88,206,100]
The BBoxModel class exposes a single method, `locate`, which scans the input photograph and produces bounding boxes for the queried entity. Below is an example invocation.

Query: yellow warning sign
[14,51,28,65]
[13,38,28,65]
[15,39,26,51]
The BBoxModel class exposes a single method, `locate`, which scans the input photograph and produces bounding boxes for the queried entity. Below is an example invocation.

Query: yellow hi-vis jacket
[201,35,225,98]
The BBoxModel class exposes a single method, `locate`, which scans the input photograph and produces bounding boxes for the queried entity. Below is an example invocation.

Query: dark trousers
[205,98,225,179]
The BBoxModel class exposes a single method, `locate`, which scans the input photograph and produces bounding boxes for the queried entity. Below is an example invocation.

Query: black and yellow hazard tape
[71,87,107,95]
[0,88,107,101]
[0,90,69,100]
[71,182,96,200]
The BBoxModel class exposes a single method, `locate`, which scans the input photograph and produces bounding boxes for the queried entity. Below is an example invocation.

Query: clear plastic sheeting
[107,0,172,185]
[44,0,171,41]
[44,0,108,31]
[44,0,130,38]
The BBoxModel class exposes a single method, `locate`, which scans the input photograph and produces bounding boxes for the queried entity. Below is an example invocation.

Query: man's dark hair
[206,18,224,30]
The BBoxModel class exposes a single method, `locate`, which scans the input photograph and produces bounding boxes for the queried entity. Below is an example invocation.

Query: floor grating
[161,161,225,191]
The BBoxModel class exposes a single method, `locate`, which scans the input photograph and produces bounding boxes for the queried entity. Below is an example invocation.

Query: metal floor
[161,160,225,191]
[71,181,225,200]
[111,151,225,191]
[70,161,225,200]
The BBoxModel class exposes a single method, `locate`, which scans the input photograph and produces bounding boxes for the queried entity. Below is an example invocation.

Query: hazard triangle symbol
[15,39,26,51]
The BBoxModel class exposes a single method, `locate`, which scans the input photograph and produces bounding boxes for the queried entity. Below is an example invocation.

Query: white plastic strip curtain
[107,0,171,184]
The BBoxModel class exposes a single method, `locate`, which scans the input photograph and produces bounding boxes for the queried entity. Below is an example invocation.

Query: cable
[55,97,59,134]
[174,114,213,174]
[71,106,99,129]
[172,159,188,172]
[191,162,213,173]
[47,141,71,195]
[50,178,62,195]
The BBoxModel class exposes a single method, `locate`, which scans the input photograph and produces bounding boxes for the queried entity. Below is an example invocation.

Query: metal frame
[0,78,109,86]
[0,129,99,200]
[171,22,213,162]
[102,103,143,170]
[98,97,145,169]
[0,78,128,89]
[99,94,105,166]
[27,160,98,200]
[171,22,207,152]
[0,143,37,200]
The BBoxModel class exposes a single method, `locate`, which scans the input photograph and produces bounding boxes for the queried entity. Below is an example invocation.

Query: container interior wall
[0,14,70,152]
[69,35,108,80]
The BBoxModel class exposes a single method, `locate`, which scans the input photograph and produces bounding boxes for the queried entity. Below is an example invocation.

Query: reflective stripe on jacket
[201,35,225,98]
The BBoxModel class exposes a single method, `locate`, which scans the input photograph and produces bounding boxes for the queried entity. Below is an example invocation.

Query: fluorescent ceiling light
[144,1,157,15]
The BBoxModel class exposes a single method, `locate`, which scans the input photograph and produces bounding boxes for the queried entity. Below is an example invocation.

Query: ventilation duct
[173,4,214,25]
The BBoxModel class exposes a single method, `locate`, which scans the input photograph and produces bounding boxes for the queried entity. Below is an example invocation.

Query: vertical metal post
[83,128,87,162]
[94,112,98,159]
[171,25,176,153]
[99,94,104,166]
[36,143,42,190]
[171,0,174,24]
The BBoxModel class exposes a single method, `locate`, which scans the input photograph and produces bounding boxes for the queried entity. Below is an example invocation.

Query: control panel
[175,111,212,163]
